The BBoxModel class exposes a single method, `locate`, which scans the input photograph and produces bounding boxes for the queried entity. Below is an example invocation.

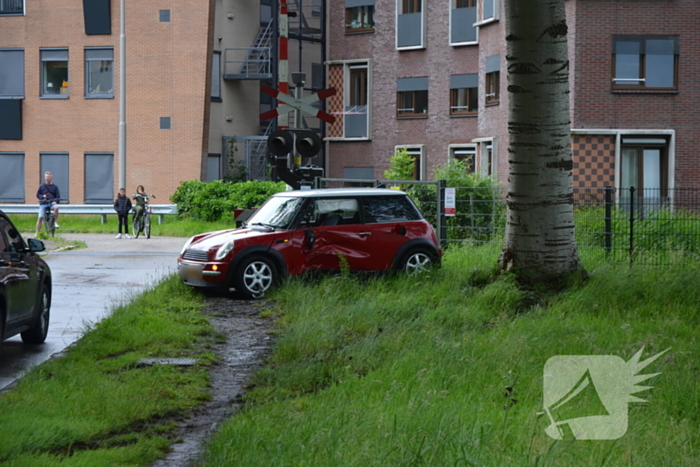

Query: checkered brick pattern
[572,135,615,189]
[327,65,344,138]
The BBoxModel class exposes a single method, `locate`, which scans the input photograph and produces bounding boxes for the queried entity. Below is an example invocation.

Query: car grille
[182,249,209,262]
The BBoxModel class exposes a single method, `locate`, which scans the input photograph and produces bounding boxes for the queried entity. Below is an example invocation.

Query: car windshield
[245,196,304,230]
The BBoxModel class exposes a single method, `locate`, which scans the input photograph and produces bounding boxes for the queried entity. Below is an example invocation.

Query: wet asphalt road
[0,233,188,391]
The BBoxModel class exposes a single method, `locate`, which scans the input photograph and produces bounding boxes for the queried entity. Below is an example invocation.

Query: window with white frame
[396,145,424,180]
[397,0,424,49]
[0,0,23,15]
[475,139,495,176]
[485,55,500,105]
[346,0,374,32]
[85,48,113,98]
[450,145,476,173]
[397,77,428,117]
[478,0,498,23]
[612,36,678,91]
[620,137,669,201]
[450,74,478,115]
[0,49,24,98]
[345,62,369,138]
[450,0,477,45]
[41,49,68,97]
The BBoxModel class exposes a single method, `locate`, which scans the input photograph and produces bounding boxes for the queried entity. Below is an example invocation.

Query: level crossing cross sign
[259,84,336,124]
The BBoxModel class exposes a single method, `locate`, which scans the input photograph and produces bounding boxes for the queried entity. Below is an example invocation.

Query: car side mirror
[27,238,46,252]
[304,229,315,250]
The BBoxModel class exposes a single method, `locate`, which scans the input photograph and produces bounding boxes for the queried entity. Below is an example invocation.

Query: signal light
[295,130,322,158]
[267,130,294,156]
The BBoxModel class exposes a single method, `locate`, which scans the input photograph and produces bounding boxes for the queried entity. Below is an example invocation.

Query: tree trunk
[500,0,585,285]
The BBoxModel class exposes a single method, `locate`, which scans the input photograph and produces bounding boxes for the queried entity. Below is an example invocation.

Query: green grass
[0,276,216,466]
[201,246,699,466]
[8,214,234,237]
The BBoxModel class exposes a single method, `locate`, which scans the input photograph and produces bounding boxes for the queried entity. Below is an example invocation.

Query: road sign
[259,84,336,124]
[445,188,456,216]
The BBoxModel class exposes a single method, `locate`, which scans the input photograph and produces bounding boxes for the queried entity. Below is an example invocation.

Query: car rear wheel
[21,283,50,344]
[400,249,436,275]
[233,255,277,299]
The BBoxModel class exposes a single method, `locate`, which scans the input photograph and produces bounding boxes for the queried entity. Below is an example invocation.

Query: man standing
[36,171,61,236]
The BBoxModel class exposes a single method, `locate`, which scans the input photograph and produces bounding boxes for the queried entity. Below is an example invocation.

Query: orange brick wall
[0,0,215,204]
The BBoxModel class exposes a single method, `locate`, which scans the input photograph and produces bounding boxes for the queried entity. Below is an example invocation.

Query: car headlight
[215,240,234,260]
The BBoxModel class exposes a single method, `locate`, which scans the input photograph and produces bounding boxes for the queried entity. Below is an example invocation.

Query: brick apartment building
[325,0,700,198]
[0,0,324,205]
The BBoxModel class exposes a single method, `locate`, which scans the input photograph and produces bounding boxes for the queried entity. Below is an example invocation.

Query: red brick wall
[327,0,505,181]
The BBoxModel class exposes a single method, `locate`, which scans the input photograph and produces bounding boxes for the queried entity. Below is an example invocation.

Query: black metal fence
[316,178,700,266]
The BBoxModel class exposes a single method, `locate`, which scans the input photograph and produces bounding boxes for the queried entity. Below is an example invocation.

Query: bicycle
[132,194,155,239]
[41,202,59,237]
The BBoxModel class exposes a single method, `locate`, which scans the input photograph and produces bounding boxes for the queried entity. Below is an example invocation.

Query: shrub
[171,180,286,222]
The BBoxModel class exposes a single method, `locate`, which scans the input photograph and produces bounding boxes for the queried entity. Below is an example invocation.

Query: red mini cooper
[178,188,441,298]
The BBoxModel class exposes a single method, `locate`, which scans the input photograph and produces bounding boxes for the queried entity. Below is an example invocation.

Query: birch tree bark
[500,0,585,284]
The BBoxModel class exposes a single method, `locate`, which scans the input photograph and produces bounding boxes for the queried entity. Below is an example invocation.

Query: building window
[159,9,170,22]
[345,63,369,138]
[41,153,70,203]
[450,74,478,115]
[395,146,424,180]
[0,153,24,202]
[451,0,477,45]
[0,49,24,98]
[345,1,374,32]
[211,51,221,100]
[485,55,500,105]
[620,137,669,203]
[397,77,428,117]
[0,0,23,15]
[160,117,171,129]
[613,36,678,90]
[476,140,495,176]
[41,49,68,98]
[397,0,424,48]
[207,154,221,182]
[479,0,498,22]
[84,153,114,204]
[85,48,113,98]
[450,146,476,173]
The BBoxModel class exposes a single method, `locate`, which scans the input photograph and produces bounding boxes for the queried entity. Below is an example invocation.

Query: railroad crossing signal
[259,84,336,124]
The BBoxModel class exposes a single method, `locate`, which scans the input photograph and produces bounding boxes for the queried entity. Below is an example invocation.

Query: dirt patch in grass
[151,295,275,467]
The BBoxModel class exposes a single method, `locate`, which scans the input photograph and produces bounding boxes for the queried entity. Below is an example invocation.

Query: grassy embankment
[0,241,698,466]
[201,246,699,466]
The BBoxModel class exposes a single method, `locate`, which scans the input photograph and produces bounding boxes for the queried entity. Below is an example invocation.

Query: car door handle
[357,232,372,237]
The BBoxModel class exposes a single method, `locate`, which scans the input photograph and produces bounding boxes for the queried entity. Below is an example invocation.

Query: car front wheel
[400,249,436,275]
[21,283,51,344]
[233,255,277,299]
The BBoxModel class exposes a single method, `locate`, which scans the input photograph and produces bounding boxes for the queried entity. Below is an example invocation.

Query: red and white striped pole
[278,0,289,130]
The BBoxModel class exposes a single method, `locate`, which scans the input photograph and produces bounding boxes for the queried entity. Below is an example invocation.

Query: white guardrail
[0,204,178,224]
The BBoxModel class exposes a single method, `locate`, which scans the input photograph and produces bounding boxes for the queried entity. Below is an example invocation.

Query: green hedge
[170,180,286,222]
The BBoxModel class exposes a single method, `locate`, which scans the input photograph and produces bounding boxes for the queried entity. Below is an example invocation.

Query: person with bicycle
[35,171,61,236]
[132,185,148,225]
[132,185,155,238]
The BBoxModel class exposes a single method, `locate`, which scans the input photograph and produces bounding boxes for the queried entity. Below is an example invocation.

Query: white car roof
[271,188,408,198]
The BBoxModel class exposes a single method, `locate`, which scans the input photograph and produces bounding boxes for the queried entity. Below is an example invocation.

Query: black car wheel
[233,255,277,299]
[0,307,5,356]
[21,283,50,344]
[400,249,436,275]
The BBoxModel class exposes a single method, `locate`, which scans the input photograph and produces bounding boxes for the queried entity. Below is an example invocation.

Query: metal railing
[0,204,178,225]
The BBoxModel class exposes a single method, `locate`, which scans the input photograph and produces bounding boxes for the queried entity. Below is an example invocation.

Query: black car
[0,210,52,354]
